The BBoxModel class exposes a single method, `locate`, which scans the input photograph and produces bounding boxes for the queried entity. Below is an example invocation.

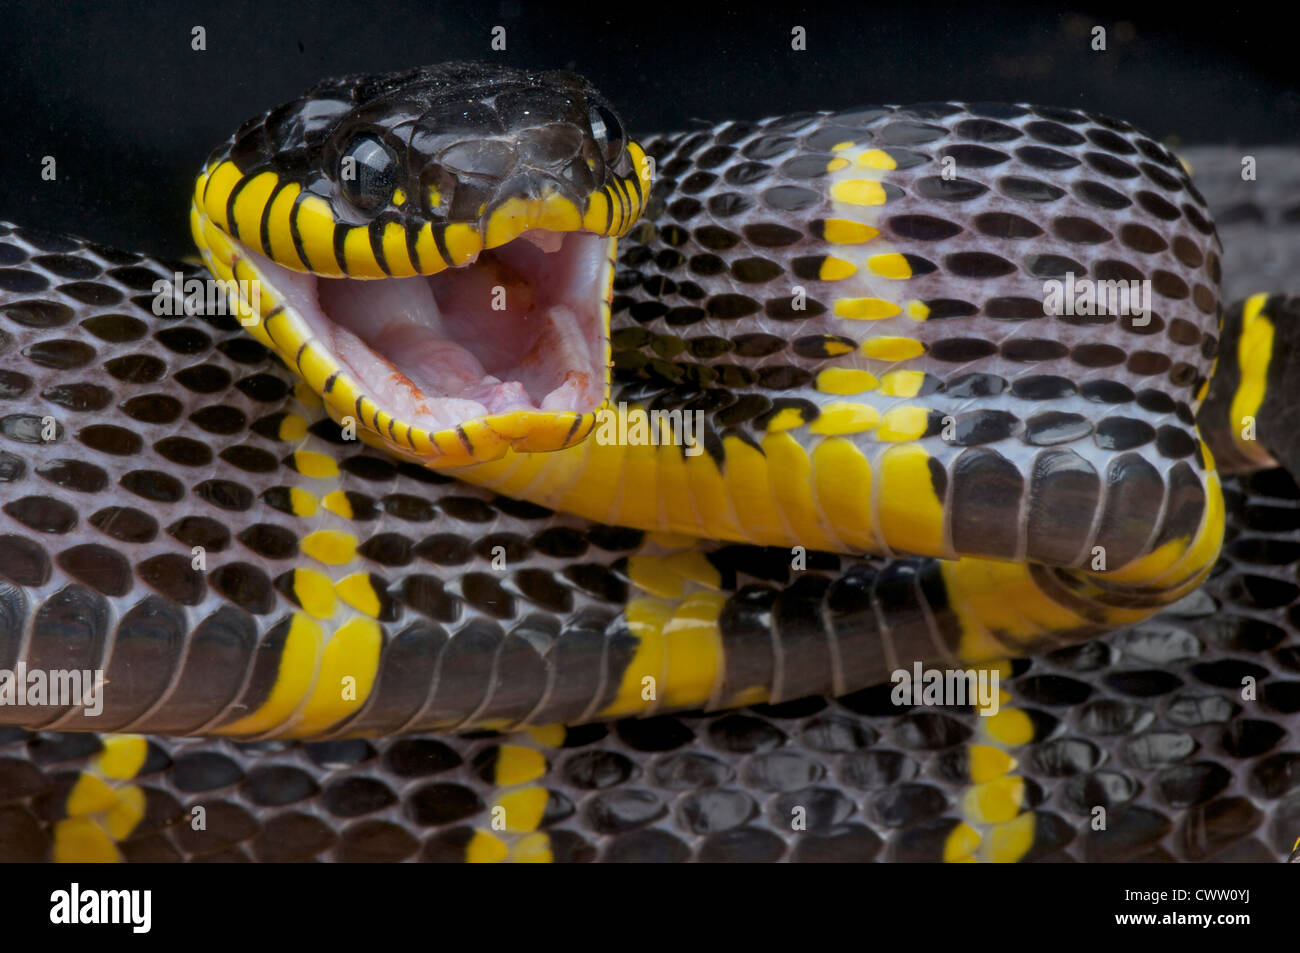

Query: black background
[10,861,1283,938]
[2,0,1297,259]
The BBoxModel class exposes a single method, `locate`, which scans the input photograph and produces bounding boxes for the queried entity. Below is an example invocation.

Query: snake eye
[588,103,624,163]
[339,135,397,211]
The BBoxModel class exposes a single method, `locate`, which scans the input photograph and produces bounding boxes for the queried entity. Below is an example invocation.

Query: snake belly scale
[0,63,1293,862]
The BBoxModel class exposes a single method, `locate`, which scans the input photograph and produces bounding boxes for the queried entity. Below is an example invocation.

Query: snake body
[0,64,1297,862]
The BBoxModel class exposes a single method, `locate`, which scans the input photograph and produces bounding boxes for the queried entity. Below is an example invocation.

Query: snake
[0,62,1298,863]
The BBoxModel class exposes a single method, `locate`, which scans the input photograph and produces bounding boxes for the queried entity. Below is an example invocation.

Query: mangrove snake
[0,63,1298,863]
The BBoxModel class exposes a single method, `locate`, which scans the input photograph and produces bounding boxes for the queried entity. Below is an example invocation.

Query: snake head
[190,62,651,467]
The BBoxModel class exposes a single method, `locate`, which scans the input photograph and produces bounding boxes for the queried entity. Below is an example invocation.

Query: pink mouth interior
[240,230,608,435]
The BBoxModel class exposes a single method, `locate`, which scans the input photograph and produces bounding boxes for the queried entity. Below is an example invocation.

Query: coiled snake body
[0,63,1297,862]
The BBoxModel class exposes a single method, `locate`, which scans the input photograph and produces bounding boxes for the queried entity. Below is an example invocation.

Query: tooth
[422,398,489,431]
[518,229,565,254]
[477,379,536,414]
[541,372,590,411]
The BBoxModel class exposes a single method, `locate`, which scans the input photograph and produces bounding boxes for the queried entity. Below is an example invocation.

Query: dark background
[2,0,1296,260]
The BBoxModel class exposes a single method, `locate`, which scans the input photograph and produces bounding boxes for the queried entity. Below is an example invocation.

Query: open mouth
[237,229,611,441]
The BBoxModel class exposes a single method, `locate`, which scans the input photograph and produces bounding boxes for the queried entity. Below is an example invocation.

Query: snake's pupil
[340,135,396,211]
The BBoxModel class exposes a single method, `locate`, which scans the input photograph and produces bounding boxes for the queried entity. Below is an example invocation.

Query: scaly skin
[0,61,1297,860]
